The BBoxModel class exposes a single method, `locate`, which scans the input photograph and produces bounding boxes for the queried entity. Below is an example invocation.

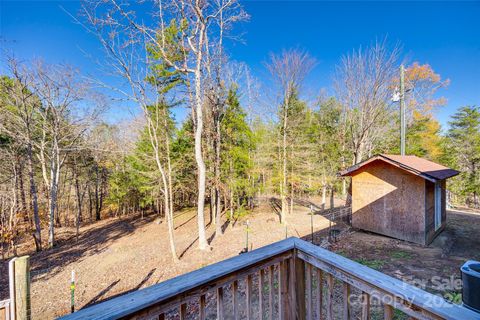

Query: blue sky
[1,0,479,128]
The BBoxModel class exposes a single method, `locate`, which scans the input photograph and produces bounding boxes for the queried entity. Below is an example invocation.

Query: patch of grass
[393,309,409,320]
[233,206,250,219]
[335,249,347,257]
[370,310,381,320]
[355,257,385,270]
[444,291,462,304]
[370,308,409,320]
[390,250,413,260]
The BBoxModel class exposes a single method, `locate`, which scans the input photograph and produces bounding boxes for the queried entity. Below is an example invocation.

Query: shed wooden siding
[351,161,426,244]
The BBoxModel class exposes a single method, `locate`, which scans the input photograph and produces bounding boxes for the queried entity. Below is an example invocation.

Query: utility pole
[400,64,406,155]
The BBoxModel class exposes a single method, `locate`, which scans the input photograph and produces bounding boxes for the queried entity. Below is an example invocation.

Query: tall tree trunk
[88,184,93,222]
[12,161,19,231]
[48,141,60,248]
[281,102,288,224]
[18,161,29,224]
[27,143,42,251]
[214,120,222,236]
[230,189,234,222]
[330,186,335,209]
[194,23,208,250]
[48,168,56,248]
[210,188,215,225]
[162,108,178,261]
[321,184,327,208]
[74,160,82,242]
[341,144,347,196]
[154,156,177,261]
[57,166,68,227]
[289,161,294,214]
[145,110,178,261]
[98,169,105,218]
[95,164,101,221]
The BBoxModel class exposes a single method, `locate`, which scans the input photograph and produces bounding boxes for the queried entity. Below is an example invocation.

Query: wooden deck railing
[58,238,480,320]
[0,299,11,320]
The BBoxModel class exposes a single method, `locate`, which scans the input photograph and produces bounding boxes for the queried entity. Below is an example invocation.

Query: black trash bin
[461,260,480,313]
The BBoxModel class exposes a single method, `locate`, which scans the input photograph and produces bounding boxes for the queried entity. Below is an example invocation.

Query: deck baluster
[326,273,334,320]
[316,269,323,320]
[279,260,285,320]
[306,263,313,320]
[343,282,351,320]
[269,265,274,320]
[361,292,370,320]
[232,281,238,320]
[384,304,394,320]
[57,238,480,320]
[293,257,306,319]
[217,287,224,319]
[259,269,265,319]
[199,294,206,320]
[180,303,187,320]
[247,274,253,320]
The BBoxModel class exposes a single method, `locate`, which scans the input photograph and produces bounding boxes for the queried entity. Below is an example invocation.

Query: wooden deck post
[8,257,17,320]
[258,269,264,319]
[305,264,312,320]
[361,292,370,320]
[384,304,393,320]
[246,274,253,320]
[268,265,274,320]
[316,269,323,320]
[232,281,238,320]
[217,287,224,319]
[199,294,206,320]
[326,273,334,320]
[279,260,289,320]
[293,253,306,320]
[343,282,351,320]
[14,256,30,320]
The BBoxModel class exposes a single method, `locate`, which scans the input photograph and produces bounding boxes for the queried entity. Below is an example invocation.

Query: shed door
[434,182,442,231]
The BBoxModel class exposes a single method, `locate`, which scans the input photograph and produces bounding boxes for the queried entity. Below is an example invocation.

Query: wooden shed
[340,154,459,245]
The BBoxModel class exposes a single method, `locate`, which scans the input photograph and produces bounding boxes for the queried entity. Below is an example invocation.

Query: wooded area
[1,0,479,262]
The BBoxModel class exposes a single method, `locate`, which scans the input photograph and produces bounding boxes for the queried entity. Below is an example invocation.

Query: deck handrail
[58,237,480,320]
[58,238,297,320]
[295,239,479,320]
[0,298,11,320]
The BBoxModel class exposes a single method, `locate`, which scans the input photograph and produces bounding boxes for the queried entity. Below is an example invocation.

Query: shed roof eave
[339,155,459,182]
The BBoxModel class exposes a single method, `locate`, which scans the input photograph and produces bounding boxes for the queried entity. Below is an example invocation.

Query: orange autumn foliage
[404,62,450,118]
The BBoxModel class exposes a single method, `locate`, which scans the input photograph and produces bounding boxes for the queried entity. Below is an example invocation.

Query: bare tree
[265,49,316,224]
[0,59,43,251]
[29,61,95,248]
[80,0,247,250]
[334,41,401,164]
[79,0,186,258]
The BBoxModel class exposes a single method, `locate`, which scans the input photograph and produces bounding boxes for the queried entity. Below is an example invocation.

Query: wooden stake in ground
[71,270,75,313]
[14,256,30,320]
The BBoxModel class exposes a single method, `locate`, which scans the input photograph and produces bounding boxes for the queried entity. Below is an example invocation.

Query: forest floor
[1,202,479,319]
[0,197,343,319]
[331,208,480,299]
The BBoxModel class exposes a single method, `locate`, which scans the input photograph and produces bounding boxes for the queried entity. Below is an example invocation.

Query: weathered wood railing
[1,255,31,320]
[59,238,480,320]
[0,299,11,320]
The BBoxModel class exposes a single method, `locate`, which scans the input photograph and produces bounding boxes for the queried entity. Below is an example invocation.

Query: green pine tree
[445,106,480,207]
[221,87,255,219]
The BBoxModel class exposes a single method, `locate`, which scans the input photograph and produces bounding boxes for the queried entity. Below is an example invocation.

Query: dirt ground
[1,202,479,319]
[0,198,339,319]
[330,209,480,299]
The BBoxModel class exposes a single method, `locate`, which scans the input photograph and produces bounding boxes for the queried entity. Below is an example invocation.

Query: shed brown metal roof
[340,154,460,182]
